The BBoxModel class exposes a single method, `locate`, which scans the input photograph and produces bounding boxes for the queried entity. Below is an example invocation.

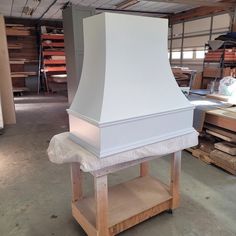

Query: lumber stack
[205,48,236,62]
[205,107,236,132]
[187,107,236,175]
[214,142,236,155]
[6,25,31,36]
[40,27,67,92]
[6,24,38,92]
[210,148,236,175]
[187,137,236,175]
[6,24,37,60]
[205,50,223,62]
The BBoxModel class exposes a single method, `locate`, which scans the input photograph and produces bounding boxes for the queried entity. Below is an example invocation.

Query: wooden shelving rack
[6,24,38,94]
[202,42,236,89]
[39,28,67,93]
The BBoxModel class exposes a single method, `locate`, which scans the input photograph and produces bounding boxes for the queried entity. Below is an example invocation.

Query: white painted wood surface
[0,91,3,129]
[69,13,193,123]
[63,5,95,104]
[68,13,195,158]
[0,15,16,125]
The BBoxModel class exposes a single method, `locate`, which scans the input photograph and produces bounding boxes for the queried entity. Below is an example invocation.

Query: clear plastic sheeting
[47,131,198,172]
[219,77,236,96]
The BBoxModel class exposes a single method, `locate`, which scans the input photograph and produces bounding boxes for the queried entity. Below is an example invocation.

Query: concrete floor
[0,94,236,236]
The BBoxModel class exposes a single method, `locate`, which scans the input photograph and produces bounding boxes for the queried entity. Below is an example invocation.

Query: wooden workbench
[70,151,181,236]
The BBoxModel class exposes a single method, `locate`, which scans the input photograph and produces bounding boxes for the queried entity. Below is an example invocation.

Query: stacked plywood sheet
[206,108,236,175]
[205,50,223,62]
[187,107,236,175]
[212,139,236,175]
[210,148,236,175]
[6,24,37,61]
[205,107,236,132]
[224,51,236,62]
[6,24,38,91]
[6,25,31,36]
[188,136,236,175]
[215,142,236,155]
[205,49,236,62]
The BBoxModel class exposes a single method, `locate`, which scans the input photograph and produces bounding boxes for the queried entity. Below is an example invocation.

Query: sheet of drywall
[0,15,16,124]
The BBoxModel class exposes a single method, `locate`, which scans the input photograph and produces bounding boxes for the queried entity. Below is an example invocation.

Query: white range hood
[68,13,195,158]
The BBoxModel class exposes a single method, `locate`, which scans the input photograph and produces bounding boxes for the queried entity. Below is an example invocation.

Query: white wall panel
[213,13,230,31]
[172,38,182,49]
[173,23,183,37]
[185,17,211,34]
[183,35,209,48]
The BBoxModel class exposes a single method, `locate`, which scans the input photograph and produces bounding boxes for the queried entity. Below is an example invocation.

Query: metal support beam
[144,0,235,7]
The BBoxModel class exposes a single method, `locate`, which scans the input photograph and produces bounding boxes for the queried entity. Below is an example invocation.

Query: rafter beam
[144,0,235,7]
[169,0,235,23]
[97,7,171,15]
[116,0,139,9]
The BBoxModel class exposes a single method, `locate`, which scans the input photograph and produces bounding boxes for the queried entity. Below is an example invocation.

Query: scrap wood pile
[187,107,236,175]
[172,67,193,87]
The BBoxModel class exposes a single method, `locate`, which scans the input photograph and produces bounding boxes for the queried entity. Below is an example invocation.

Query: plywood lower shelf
[72,176,172,236]
[13,87,29,92]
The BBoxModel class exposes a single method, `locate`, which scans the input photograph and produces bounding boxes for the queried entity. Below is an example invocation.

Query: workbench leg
[71,163,83,202]
[140,162,149,177]
[170,151,181,209]
[95,175,109,236]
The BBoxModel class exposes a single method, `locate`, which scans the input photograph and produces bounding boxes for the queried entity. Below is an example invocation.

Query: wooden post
[140,162,149,177]
[71,163,83,202]
[170,151,181,209]
[94,175,109,236]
